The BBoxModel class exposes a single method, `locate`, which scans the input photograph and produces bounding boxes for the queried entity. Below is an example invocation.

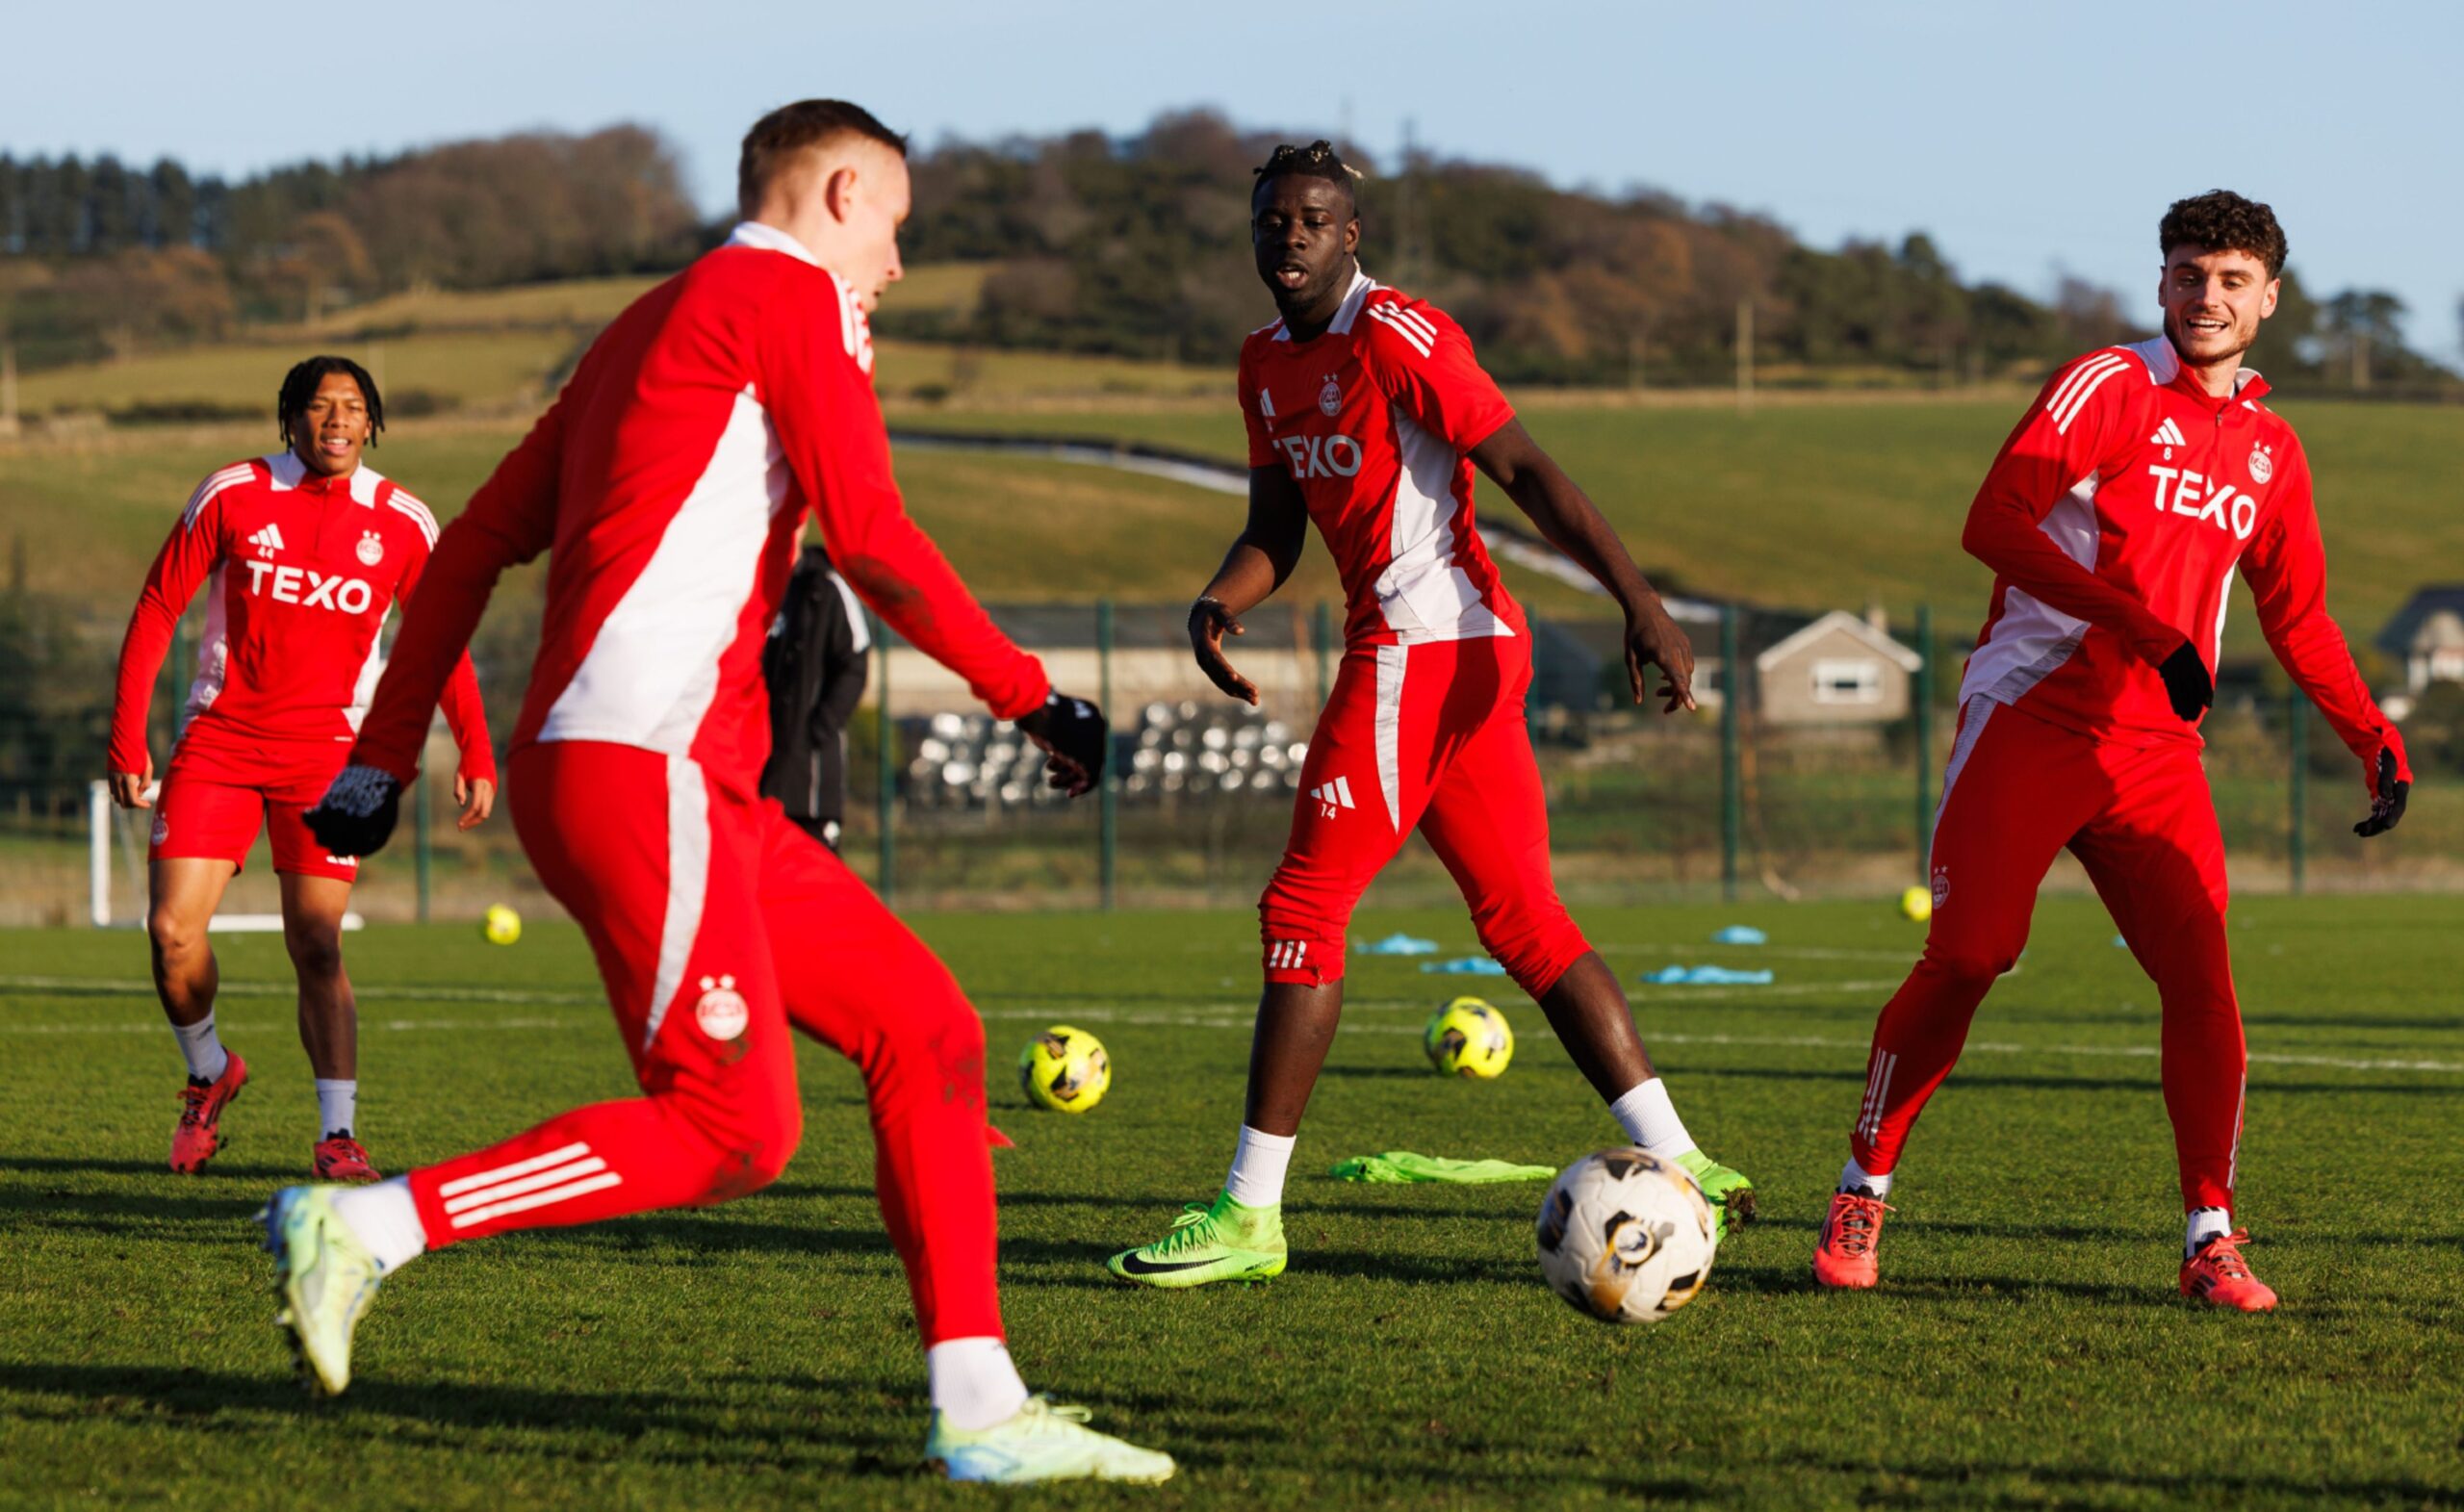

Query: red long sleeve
[1962,360,2187,667]
[351,397,566,783]
[762,287,1048,721]
[109,478,226,776]
[2239,442,2410,790]
[393,534,499,784]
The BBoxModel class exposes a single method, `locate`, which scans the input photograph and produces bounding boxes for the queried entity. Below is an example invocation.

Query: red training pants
[1850,697,2246,1212]
[1260,634,1588,996]
[404,740,1003,1345]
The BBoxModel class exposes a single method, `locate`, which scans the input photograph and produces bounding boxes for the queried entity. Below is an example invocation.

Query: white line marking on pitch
[6,983,2457,1076]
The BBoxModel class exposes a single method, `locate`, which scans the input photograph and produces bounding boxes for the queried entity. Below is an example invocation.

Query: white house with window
[1752,610,1924,726]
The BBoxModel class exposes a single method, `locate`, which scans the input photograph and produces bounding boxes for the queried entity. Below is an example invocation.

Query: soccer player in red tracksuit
[108,356,497,1182]
[1810,192,2413,1311]
[263,103,1172,1486]
[1109,142,1753,1290]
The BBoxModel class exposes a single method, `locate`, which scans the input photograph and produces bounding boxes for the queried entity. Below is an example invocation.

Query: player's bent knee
[284,927,346,979]
[1920,945,2014,993]
[1475,906,1588,999]
[1259,882,1351,986]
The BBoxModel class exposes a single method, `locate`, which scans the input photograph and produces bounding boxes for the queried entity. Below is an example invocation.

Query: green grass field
[4,897,2459,1508]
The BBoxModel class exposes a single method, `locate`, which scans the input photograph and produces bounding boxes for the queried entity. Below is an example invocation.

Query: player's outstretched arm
[107,474,228,806]
[2240,443,2412,835]
[1472,421,1696,713]
[1188,466,1309,706]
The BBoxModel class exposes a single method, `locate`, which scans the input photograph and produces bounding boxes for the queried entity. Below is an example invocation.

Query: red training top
[1241,269,1522,648]
[347,220,1049,801]
[1958,335,2406,788]
[110,452,495,783]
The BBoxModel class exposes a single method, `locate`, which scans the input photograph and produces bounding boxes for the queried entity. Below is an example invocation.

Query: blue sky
[7,0,2458,363]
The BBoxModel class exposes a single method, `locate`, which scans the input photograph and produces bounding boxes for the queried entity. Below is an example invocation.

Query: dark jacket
[760,546,870,823]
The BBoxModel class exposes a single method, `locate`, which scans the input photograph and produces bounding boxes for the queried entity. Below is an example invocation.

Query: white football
[1534,1147,1717,1324]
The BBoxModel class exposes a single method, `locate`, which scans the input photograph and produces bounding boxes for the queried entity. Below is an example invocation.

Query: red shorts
[1260,633,1588,994]
[148,727,359,882]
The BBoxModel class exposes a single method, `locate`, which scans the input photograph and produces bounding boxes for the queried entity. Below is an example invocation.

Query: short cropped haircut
[1253,140,1360,211]
[2160,190,2288,278]
[277,355,382,450]
[738,99,908,218]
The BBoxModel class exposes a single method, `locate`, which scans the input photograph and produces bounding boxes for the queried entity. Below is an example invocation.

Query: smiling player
[1107,141,1754,1291]
[1810,192,2413,1310]
[108,357,496,1182]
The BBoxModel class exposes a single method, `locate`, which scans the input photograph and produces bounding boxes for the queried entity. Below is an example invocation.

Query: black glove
[2157,642,2213,724]
[1016,691,1107,798]
[2355,746,2409,838]
[305,764,404,858]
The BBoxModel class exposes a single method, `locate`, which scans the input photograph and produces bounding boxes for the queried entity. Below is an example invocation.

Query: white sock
[172,1012,229,1082]
[2186,1206,2232,1258]
[927,1337,1030,1431]
[315,1079,358,1139]
[1840,1158,1893,1198]
[1606,1078,1698,1161]
[1223,1124,1297,1209]
[331,1176,426,1273]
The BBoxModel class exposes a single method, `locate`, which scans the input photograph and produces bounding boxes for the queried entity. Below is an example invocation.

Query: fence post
[1313,600,1333,706]
[1097,599,1116,911]
[414,770,432,922]
[1913,602,1935,877]
[875,613,895,904]
[2288,688,2308,896]
[1720,602,1741,903]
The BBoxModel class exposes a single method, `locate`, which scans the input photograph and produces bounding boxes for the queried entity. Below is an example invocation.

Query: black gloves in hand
[1016,691,1108,798]
[2158,643,2214,724]
[305,764,404,858]
[2355,746,2409,838]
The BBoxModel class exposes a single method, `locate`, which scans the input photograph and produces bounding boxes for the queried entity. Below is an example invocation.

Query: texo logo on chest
[242,559,377,614]
[2143,464,2258,541]
[1277,433,1363,479]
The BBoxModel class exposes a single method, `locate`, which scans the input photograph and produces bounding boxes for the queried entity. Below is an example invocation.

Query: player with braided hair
[1107,141,1754,1289]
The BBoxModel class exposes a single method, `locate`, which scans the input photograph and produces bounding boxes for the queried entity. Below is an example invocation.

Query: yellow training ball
[482,904,523,945]
[1424,996,1514,1078]
[1018,1025,1111,1113]
[1898,884,1933,923]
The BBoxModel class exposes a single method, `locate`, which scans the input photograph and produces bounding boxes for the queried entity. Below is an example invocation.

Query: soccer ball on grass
[1534,1147,1717,1324]
[1423,996,1513,1078]
[1018,1025,1110,1113]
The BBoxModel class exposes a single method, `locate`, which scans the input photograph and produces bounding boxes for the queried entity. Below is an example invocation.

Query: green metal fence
[8,600,2451,929]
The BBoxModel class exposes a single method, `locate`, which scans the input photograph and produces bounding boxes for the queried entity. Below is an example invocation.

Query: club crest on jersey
[151,814,168,846]
[1318,373,1343,416]
[2247,443,2274,485]
[356,530,384,566]
[1931,865,1950,910]
[695,975,749,1041]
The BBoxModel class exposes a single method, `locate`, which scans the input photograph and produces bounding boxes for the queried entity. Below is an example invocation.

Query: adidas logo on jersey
[248,523,286,558]
[1310,776,1357,818]
[2149,418,2187,455]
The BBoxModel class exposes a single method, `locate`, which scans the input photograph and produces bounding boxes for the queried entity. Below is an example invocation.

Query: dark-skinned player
[1109,142,1754,1289]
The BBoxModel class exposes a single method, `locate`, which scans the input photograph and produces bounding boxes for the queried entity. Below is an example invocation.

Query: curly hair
[2160,190,2287,277]
[277,355,381,451]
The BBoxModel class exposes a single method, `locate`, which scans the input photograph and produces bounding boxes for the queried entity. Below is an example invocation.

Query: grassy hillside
[7,285,2455,653]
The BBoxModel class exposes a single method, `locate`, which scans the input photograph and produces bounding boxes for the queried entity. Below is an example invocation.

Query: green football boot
[1675,1150,1758,1242]
[925,1397,1176,1484]
[260,1185,385,1396]
[1106,1191,1287,1288]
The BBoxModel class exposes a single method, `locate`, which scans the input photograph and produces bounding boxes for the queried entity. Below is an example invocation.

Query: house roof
[1753,610,1923,673]
[2377,586,2464,656]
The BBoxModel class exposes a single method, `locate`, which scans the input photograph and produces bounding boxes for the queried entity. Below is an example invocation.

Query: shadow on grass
[1772,1450,2464,1508]
[1693,1064,2463,1097]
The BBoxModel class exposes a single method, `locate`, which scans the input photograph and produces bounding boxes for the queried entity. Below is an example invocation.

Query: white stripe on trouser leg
[2226,1076,2246,1192]
[441,1157,611,1215]
[1858,1052,1897,1142]
[435,1141,593,1198]
[1931,698,1997,856]
[644,756,711,1048]
[1374,645,1406,832]
[448,1170,626,1229]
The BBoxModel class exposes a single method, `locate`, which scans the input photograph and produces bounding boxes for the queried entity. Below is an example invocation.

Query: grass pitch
[2,896,2459,1509]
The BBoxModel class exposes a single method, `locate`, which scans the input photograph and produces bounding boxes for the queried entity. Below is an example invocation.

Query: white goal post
[88,779,363,933]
